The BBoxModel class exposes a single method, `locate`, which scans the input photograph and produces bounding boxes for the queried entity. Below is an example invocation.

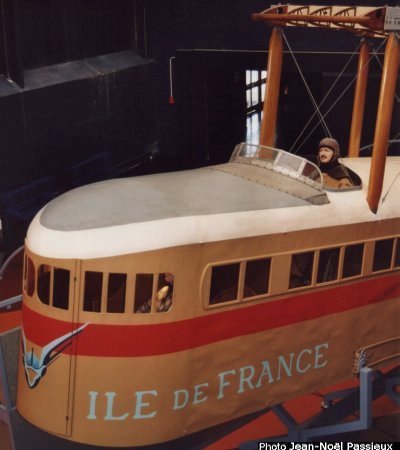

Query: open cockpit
[228,142,362,195]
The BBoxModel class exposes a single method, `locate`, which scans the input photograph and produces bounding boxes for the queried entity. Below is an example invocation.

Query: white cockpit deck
[27,145,400,259]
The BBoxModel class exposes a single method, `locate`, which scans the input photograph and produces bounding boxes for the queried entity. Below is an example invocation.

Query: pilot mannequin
[317,138,354,189]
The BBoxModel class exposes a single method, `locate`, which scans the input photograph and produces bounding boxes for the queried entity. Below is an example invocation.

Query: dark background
[0,0,399,253]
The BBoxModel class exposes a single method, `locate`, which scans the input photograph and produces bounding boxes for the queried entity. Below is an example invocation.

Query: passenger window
[37,265,51,305]
[107,273,127,313]
[156,273,174,313]
[83,271,103,312]
[373,238,394,272]
[53,268,70,310]
[26,257,35,297]
[210,263,240,305]
[289,252,314,289]
[244,258,270,298]
[317,248,340,283]
[134,274,153,313]
[395,239,400,268]
[342,244,364,278]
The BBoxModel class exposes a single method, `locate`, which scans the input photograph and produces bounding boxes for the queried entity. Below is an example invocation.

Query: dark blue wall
[0,0,399,254]
[144,0,399,165]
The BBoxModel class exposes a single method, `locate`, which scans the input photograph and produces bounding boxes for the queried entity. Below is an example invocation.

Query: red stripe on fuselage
[22,273,400,357]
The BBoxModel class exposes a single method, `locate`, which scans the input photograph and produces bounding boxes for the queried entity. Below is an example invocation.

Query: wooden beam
[260,27,283,147]
[367,33,399,214]
[348,40,370,157]
[252,13,373,26]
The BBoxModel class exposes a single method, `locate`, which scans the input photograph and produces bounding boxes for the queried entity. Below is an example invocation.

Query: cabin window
[134,274,153,313]
[289,251,314,289]
[26,257,35,297]
[210,263,240,305]
[244,258,271,298]
[342,244,364,278]
[317,247,340,284]
[37,264,51,305]
[53,268,70,310]
[107,273,127,313]
[156,273,174,313]
[83,271,103,312]
[395,238,400,268]
[373,238,394,272]
[134,273,174,313]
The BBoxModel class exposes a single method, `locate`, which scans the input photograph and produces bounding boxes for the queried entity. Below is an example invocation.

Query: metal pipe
[260,27,283,147]
[367,33,399,214]
[169,56,176,104]
[0,245,24,281]
[348,40,370,157]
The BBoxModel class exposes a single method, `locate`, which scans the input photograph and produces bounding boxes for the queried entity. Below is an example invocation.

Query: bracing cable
[289,41,361,153]
[293,36,389,154]
[282,30,331,139]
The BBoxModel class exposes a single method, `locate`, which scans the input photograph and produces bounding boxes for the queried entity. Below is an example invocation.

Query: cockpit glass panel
[53,268,70,310]
[276,152,302,172]
[37,264,51,305]
[107,273,126,313]
[301,162,322,183]
[83,271,103,312]
[230,143,323,190]
[236,143,278,162]
[209,263,240,305]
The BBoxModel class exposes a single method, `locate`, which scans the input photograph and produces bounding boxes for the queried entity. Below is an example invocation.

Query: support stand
[240,366,399,448]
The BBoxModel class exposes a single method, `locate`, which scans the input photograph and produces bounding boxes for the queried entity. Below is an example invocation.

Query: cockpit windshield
[230,143,323,191]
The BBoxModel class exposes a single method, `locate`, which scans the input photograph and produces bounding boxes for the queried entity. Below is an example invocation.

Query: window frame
[23,256,72,310]
[205,256,272,309]
[52,267,71,310]
[132,272,175,314]
[243,257,272,299]
[81,270,175,315]
[340,242,365,281]
[245,69,267,114]
[288,250,316,291]
[37,263,53,306]
[83,270,104,313]
[106,272,127,314]
[371,237,396,273]
[394,237,400,268]
[315,246,342,286]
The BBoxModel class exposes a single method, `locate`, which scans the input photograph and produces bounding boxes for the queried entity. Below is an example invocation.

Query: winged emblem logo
[21,322,89,388]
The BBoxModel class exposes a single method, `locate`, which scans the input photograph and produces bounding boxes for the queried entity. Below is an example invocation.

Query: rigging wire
[282,30,331,139]
[371,48,400,104]
[360,138,400,153]
[288,41,362,153]
[292,36,389,154]
[382,172,400,203]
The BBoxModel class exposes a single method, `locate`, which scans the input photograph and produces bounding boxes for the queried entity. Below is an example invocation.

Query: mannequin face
[318,147,334,163]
